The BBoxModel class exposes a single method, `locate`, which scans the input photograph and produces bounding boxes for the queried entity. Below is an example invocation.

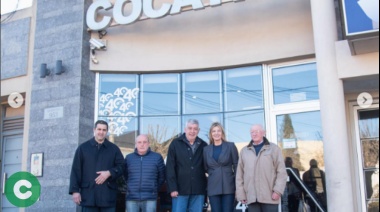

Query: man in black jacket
[166,119,208,212]
[69,120,124,212]
[285,157,302,212]
[302,159,327,211]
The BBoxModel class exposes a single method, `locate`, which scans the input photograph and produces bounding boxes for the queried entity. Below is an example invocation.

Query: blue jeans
[82,206,115,212]
[172,195,205,212]
[126,200,157,212]
[209,194,235,212]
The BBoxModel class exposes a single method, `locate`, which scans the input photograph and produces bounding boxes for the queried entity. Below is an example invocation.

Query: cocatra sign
[87,0,244,31]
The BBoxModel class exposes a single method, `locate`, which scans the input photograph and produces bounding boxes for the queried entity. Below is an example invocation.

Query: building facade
[1,0,378,211]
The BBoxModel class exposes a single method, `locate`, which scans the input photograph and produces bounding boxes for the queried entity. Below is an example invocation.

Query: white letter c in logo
[13,180,32,200]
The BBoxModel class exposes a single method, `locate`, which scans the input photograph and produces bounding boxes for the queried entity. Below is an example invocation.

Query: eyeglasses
[250,130,263,134]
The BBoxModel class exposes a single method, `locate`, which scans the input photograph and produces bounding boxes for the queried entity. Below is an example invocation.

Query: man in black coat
[285,157,302,212]
[69,120,124,212]
[166,119,208,212]
[302,159,327,211]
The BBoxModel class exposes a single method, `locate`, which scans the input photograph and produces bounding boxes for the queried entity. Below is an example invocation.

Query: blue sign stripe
[343,0,377,35]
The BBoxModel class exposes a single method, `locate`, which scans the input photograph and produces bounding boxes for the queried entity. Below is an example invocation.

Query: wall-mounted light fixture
[40,63,50,78]
[40,60,65,78]
[55,60,64,75]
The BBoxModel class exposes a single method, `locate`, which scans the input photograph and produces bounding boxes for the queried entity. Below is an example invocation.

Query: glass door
[267,61,326,211]
[1,135,23,212]
[1,106,24,212]
[275,111,327,212]
[276,111,324,174]
[355,106,379,212]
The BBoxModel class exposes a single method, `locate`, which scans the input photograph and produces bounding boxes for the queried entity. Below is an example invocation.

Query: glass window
[224,110,265,145]
[277,111,324,172]
[96,63,321,164]
[98,74,139,156]
[98,74,139,116]
[224,66,263,111]
[361,139,379,169]
[359,110,379,139]
[98,116,137,156]
[364,170,379,200]
[358,109,379,211]
[141,74,180,115]
[277,111,327,211]
[140,116,180,159]
[1,0,33,15]
[272,63,319,104]
[183,71,222,114]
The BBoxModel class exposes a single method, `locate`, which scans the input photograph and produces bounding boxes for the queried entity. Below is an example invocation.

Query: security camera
[90,38,107,50]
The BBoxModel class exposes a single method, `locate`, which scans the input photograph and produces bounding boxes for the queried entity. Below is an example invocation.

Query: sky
[1,0,33,15]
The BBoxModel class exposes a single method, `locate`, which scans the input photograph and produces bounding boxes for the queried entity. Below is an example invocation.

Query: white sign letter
[114,0,143,25]
[170,0,204,15]
[143,0,172,19]
[86,0,113,31]
[14,180,32,200]
[209,0,222,6]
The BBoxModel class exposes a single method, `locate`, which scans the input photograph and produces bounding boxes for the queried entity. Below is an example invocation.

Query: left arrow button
[8,92,24,108]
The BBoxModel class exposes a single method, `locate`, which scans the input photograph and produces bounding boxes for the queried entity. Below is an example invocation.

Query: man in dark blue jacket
[69,120,124,212]
[124,134,166,212]
[166,119,208,212]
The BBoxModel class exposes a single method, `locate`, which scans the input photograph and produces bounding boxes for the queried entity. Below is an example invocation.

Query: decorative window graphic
[96,62,319,151]
[99,86,139,136]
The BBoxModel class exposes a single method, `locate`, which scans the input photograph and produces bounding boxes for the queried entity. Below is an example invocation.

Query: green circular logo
[5,172,41,207]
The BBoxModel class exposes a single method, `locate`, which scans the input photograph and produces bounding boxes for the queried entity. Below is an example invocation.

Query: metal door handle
[2,172,6,194]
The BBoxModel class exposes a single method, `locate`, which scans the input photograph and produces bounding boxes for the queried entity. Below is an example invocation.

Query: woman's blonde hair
[208,122,226,145]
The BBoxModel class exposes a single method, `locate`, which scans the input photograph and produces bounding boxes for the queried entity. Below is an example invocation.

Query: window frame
[95,59,320,146]
[353,104,379,212]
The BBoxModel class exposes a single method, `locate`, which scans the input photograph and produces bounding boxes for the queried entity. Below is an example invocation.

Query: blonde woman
[203,122,239,212]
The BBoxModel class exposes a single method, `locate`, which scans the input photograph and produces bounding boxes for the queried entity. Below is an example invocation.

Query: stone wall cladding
[27,0,93,211]
[1,18,30,79]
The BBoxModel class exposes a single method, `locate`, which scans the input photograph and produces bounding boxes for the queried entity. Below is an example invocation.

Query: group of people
[69,119,289,212]
[285,157,327,212]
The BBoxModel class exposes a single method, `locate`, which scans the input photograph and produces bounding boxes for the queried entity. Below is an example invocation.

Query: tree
[279,114,304,171]
[147,124,179,160]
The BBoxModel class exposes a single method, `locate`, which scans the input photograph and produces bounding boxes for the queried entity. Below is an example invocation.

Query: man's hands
[239,192,280,205]
[72,192,81,205]
[95,170,111,185]
[272,192,281,201]
[171,191,179,198]
[72,171,111,205]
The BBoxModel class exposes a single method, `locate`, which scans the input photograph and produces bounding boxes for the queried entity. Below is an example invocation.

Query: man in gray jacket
[236,124,287,212]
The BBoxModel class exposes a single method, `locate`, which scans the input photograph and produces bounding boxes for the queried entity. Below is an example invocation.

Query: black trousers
[82,206,116,212]
[248,203,278,212]
[288,194,300,211]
